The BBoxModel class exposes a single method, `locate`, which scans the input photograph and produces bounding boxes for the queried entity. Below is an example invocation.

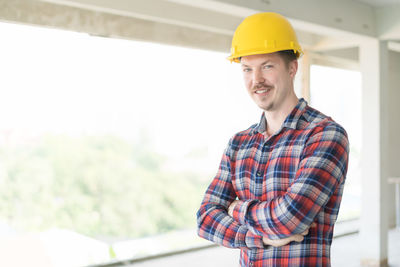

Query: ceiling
[354,0,400,7]
[36,0,400,54]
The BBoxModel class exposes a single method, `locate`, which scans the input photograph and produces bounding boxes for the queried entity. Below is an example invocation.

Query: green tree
[0,133,208,240]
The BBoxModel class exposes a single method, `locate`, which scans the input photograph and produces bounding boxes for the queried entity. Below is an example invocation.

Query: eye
[242,67,252,73]
[263,64,273,70]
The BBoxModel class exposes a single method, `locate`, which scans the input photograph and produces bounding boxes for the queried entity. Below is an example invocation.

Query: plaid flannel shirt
[197,98,349,267]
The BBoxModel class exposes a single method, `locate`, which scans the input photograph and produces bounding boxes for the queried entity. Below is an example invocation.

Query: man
[196,12,349,267]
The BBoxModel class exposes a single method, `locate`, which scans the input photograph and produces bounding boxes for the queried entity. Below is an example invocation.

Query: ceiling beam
[38,0,242,35]
[310,36,359,52]
[169,0,377,39]
[38,0,378,40]
[0,0,232,52]
[37,0,380,53]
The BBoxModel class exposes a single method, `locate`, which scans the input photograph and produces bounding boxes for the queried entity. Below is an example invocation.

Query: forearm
[228,200,314,246]
[197,201,265,249]
[196,137,265,249]
[231,194,316,239]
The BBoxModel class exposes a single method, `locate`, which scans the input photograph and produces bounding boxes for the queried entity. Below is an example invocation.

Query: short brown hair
[277,50,297,68]
[237,50,297,66]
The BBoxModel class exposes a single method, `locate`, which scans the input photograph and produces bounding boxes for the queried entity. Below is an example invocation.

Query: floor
[129,228,400,267]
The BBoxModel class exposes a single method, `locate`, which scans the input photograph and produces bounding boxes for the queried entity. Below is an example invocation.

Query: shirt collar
[254,98,308,135]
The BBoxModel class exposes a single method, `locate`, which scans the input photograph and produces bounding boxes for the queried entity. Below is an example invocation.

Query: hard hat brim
[227,48,303,63]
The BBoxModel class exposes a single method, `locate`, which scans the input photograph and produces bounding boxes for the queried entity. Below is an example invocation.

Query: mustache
[252,83,273,91]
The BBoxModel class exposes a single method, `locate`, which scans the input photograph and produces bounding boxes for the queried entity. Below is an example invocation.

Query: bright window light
[0,21,260,266]
[310,64,362,222]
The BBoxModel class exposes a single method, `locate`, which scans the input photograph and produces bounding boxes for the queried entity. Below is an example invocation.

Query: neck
[264,93,299,136]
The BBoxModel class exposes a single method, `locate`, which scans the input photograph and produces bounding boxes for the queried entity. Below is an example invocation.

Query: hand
[227,200,240,217]
[262,223,316,247]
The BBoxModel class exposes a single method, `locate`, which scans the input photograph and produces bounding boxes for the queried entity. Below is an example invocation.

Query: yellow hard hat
[228,12,303,63]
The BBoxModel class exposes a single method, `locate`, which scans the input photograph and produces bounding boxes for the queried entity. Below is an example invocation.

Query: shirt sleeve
[196,138,265,249]
[231,122,349,239]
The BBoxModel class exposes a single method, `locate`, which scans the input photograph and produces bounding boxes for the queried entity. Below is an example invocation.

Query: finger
[300,228,309,236]
[292,235,304,242]
[229,208,235,217]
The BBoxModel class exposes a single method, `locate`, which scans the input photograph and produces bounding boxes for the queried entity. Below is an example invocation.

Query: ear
[288,60,298,78]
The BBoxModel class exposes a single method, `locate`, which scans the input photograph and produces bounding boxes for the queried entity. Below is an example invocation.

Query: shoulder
[302,106,348,148]
[303,105,344,130]
[227,123,259,150]
[235,123,259,137]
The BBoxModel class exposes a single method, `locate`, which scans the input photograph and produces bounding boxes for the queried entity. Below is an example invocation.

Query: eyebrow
[241,60,272,68]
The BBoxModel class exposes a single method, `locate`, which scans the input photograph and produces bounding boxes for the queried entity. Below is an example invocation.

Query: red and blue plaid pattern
[197,99,349,267]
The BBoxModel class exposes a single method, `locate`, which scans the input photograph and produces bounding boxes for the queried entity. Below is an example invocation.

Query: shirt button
[250,263,254,267]
[256,171,262,177]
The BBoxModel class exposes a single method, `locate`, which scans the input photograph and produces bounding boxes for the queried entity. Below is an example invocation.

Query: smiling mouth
[254,87,272,94]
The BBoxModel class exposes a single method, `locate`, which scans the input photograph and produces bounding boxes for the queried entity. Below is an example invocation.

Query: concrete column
[300,50,311,102]
[359,40,390,267]
[388,50,400,229]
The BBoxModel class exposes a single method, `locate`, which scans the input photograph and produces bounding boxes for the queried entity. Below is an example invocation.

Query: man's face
[241,52,297,112]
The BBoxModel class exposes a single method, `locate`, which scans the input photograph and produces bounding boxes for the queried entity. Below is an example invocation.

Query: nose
[253,69,265,84]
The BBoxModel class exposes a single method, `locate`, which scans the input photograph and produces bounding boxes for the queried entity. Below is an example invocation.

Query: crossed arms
[227,200,315,247]
[196,123,349,249]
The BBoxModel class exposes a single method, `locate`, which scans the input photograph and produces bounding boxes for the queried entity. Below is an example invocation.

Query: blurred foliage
[0,134,208,239]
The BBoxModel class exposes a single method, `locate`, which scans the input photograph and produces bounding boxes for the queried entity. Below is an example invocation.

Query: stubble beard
[259,100,274,112]
[252,83,275,111]
[256,90,275,112]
